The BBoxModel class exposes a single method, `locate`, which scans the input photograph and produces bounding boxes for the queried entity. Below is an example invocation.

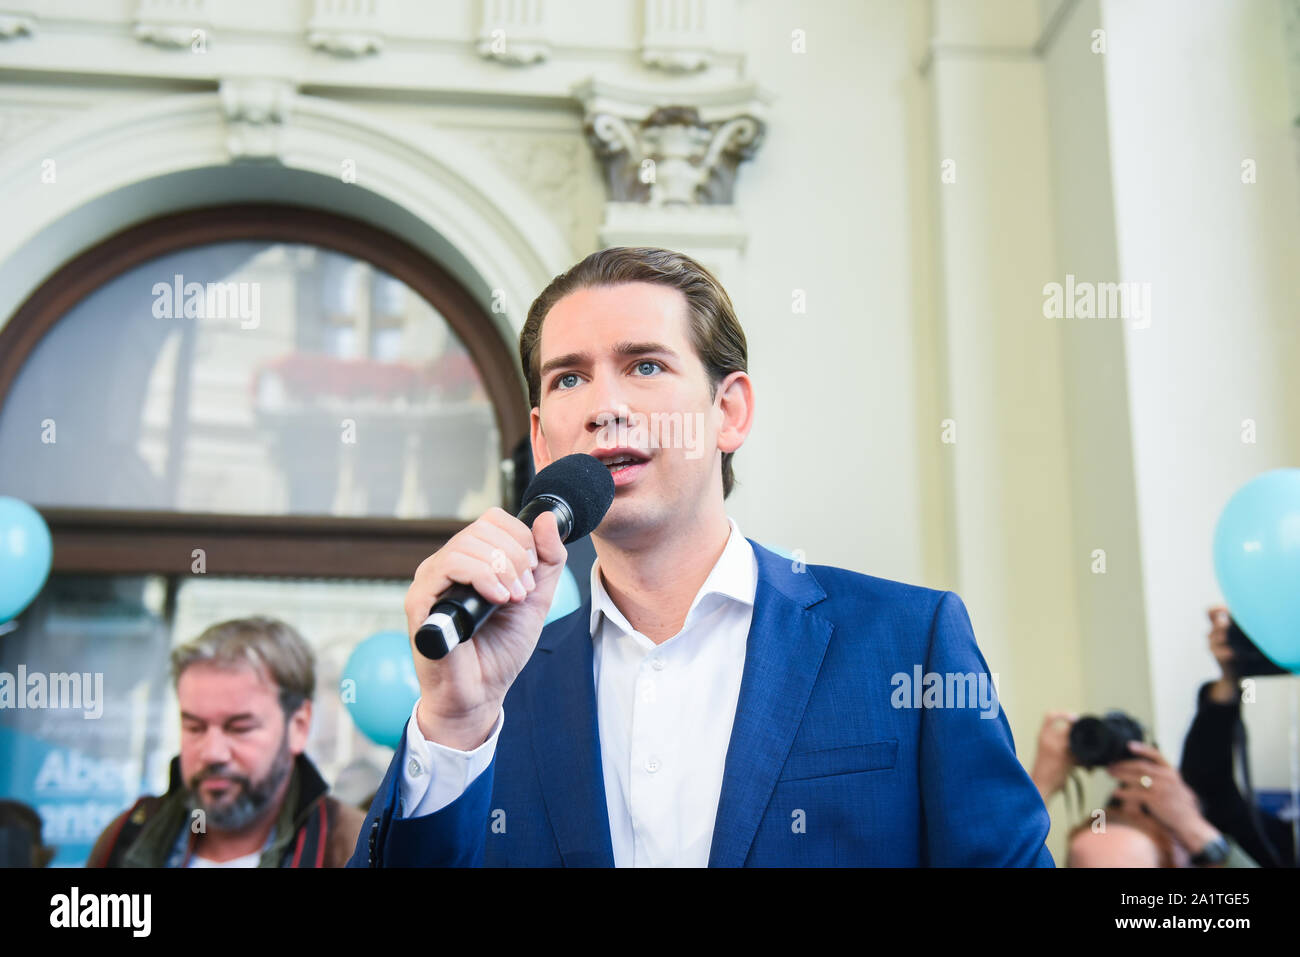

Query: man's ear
[715,371,754,455]
[287,700,312,755]
[530,407,553,473]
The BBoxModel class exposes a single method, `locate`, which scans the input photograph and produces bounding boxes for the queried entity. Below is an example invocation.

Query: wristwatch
[1190,833,1230,866]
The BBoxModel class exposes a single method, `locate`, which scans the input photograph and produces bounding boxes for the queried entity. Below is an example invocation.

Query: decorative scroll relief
[642,0,714,73]
[586,105,764,207]
[135,0,210,50]
[307,0,384,58]
[0,14,35,40]
[220,77,295,162]
[477,0,549,66]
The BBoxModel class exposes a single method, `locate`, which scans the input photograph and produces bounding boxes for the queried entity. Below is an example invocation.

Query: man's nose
[198,728,233,765]
[585,375,632,437]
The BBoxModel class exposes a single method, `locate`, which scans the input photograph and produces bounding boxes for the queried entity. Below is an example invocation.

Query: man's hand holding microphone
[403,507,568,751]
[401,453,616,751]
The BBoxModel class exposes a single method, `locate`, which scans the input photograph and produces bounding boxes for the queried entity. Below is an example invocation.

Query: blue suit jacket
[348,541,1055,867]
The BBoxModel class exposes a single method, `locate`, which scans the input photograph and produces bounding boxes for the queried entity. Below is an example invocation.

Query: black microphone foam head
[522,453,616,541]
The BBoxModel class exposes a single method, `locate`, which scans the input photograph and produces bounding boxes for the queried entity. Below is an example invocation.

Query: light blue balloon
[545,566,582,624]
[1213,469,1300,673]
[0,497,53,624]
[341,630,420,749]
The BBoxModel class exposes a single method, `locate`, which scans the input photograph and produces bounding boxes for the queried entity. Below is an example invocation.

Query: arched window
[0,204,529,577]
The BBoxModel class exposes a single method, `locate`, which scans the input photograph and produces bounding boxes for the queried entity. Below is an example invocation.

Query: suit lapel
[528,602,616,867]
[708,541,833,867]
[526,541,832,869]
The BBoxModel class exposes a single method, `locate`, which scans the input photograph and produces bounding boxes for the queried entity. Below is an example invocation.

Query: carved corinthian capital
[578,81,770,207]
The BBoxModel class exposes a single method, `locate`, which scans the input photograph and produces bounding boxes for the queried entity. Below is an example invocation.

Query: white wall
[920,0,1087,860]
[730,0,933,587]
[1100,0,1300,785]
[1041,0,1156,844]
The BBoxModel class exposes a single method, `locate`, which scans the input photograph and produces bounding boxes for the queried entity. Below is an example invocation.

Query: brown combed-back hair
[171,616,316,720]
[519,246,749,498]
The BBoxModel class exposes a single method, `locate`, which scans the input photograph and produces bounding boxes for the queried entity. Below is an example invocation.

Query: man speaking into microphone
[349,246,1053,867]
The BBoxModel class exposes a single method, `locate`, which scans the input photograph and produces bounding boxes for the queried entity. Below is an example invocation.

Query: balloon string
[1291,679,1299,866]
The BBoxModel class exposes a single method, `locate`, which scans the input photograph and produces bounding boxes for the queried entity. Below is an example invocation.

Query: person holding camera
[1030,710,1257,867]
[1178,605,1295,867]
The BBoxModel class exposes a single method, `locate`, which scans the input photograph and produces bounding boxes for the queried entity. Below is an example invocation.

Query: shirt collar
[587,516,757,638]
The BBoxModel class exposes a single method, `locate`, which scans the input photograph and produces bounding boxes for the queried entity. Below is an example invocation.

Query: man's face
[177,663,311,832]
[529,282,751,542]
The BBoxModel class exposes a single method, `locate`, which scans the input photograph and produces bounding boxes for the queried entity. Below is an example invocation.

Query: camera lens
[1068,716,1109,769]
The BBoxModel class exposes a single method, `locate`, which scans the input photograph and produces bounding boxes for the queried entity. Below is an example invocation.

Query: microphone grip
[414,583,494,660]
[413,495,576,660]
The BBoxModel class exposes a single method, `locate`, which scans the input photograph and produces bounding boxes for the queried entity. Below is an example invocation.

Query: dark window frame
[0,204,530,578]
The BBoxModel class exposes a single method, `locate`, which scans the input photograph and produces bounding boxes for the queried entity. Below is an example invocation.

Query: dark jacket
[1180,681,1295,867]
[87,753,363,868]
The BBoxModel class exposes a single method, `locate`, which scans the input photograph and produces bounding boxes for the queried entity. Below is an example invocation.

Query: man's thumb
[531,510,567,567]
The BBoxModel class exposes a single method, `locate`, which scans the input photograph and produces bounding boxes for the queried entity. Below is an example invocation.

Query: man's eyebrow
[179,712,258,724]
[539,341,680,378]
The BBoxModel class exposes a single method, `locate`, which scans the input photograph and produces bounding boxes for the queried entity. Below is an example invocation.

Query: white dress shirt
[398,515,757,867]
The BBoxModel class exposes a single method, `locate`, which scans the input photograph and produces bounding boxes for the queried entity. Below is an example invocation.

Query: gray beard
[186,734,294,833]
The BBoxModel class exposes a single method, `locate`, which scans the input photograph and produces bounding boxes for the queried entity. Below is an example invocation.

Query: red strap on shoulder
[314,802,329,868]
[93,797,148,868]
[290,825,307,868]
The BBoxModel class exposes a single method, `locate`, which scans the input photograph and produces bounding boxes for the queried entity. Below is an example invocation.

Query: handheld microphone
[414,453,616,660]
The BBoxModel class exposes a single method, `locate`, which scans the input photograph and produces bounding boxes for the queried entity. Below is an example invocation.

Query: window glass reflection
[0,242,500,518]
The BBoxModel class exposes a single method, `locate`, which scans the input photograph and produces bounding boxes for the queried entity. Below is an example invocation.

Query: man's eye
[634,360,662,376]
[555,373,579,390]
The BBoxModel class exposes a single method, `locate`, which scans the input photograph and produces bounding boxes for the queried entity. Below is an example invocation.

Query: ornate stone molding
[134,0,210,50]
[219,78,295,162]
[576,78,770,206]
[477,0,549,66]
[453,129,595,255]
[0,13,35,40]
[599,201,748,250]
[307,0,384,58]
[0,90,575,341]
[0,106,66,151]
[642,0,715,73]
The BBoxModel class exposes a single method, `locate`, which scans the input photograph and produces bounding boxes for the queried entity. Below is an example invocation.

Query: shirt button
[645,757,660,773]
[651,657,665,670]
[407,757,423,777]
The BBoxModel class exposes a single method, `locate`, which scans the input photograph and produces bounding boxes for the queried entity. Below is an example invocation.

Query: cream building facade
[2,0,1298,862]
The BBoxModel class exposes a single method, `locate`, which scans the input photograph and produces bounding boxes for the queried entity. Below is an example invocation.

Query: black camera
[1068,711,1145,769]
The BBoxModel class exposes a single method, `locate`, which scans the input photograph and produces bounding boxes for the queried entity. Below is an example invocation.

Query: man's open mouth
[591,448,651,488]
[592,448,651,473]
